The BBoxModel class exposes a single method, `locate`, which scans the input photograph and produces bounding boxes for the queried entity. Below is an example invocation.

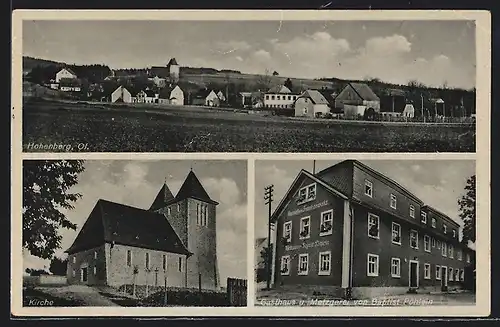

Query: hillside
[23,56,62,72]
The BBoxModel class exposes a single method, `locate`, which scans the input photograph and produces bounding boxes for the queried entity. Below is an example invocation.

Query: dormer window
[452,230,456,238]
[421,212,427,224]
[443,224,447,234]
[409,204,415,218]
[432,218,436,228]
[364,180,373,197]
[296,183,316,205]
[390,194,397,209]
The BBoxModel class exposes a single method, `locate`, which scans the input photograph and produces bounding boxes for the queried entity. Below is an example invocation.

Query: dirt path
[37,285,119,306]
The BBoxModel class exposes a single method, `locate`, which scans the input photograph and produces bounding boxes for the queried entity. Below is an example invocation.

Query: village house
[294,90,331,118]
[240,92,264,109]
[58,78,82,92]
[149,76,167,88]
[270,160,475,299]
[216,90,226,103]
[55,67,78,83]
[192,89,220,107]
[110,86,133,103]
[264,85,300,109]
[66,170,221,291]
[158,85,185,106]
[335,83,381,119]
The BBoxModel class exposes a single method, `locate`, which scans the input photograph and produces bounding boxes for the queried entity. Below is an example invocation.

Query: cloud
[363,34,412,56]
[270,31,350,74]
[252,49,272,62]
[235,56,243,62]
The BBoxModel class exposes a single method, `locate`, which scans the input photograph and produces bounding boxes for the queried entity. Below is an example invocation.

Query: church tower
[150,170,220,290]
[167,58,180,83]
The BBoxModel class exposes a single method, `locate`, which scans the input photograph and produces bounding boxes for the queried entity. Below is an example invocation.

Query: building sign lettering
[287,200,329,217]
[285,240,330,252]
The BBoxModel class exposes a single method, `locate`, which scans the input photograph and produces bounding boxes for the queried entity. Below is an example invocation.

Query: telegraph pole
[264,184,274,290]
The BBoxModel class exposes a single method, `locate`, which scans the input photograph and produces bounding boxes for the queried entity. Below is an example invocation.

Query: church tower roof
[167,58,178,66]
[175,170,218,205]
[149,182,175,211]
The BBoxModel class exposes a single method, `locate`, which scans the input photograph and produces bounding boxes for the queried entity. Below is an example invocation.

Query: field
[22,100,476,152]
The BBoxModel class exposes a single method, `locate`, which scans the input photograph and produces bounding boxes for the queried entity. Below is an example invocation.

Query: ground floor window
[391,258,401,278]
[281,256,290,275]
[298,254,309,275]
[93,266,97,275]
[455,269,460,281]
[424,263,431,279]
[367,254,379,277]
[460,269,465,281]
[436,265,441,280]
[449,267,454,281]
[318,251,331,276]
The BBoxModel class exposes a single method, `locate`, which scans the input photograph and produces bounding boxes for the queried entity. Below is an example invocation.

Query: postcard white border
[11,9,490,317]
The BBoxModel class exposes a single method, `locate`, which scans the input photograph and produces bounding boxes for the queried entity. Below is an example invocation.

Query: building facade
[334,83,381,113]
[294,90,330,117]
[264,85,300,109]
[55,68,78,83]
[111,86,133,103]
[271,160,475,299]
[66,170,220,291]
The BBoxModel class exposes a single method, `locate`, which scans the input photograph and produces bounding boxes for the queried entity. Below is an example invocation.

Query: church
[65,170,220,291]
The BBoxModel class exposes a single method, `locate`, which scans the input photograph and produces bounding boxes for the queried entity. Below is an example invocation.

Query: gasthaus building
[271,160,475,299]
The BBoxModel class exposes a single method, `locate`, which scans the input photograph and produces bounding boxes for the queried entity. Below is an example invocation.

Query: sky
[254,159,476,243]
[23,20,475,89]
[23,160,247,286]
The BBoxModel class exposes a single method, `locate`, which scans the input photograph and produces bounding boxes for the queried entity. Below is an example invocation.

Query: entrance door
[81,267,88,283]
[441,266,448,291]
[409,260,419,289]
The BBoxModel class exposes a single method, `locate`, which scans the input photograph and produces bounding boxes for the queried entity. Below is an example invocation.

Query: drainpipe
[348,204,355,299]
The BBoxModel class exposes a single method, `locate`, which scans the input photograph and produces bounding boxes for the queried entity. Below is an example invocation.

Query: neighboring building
[294,90,330,118]
[402,103,415,118]
[192,89,220,107]
[317,89,338,113]
[159,85,185,106]
[334,83,381,114]
[240,92,264,108]
[66,170,221,291]
[144,90,159,104]
[55,67,78,83]
[111,86,133,103]
[270,160,475,299]
[133,90,148,103]
[59,78,82,92]
[264,85,300,109]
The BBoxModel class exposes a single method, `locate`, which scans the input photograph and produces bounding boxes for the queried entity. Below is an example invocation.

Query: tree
[272,71,279,76]
[23,160,85,259]
[458,175,476,245]
[255,69,273,92]
[256,244,273,283]
[284,78,293,92]
[49,256,68,276]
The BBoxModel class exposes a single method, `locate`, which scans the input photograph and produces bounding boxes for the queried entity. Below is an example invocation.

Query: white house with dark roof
[294,90,331,118]
[264,85,301,109]
[66,170,220,291]
[111,86,133,103]
[158,85,184,106]
[56,67,78,83]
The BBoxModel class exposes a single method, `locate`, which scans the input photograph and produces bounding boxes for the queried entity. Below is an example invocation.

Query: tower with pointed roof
[167,58,180,83]
[150,170,220,290]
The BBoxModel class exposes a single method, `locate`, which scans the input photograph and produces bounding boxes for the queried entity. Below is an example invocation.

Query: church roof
[65,199,191,255]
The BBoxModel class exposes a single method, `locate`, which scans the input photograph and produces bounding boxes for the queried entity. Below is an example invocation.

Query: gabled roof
[347,82,380,101]
[159,85,181,99]
[301,90,329,105]
[268,85,291,94]
[149,183,175,211]
[167,58,178,66]
[65,199,191,256]
[176,170,219,205]
[60,67,78,76]
[193,89,214,99]
[317,89,337,106]
[271,169,348,222]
